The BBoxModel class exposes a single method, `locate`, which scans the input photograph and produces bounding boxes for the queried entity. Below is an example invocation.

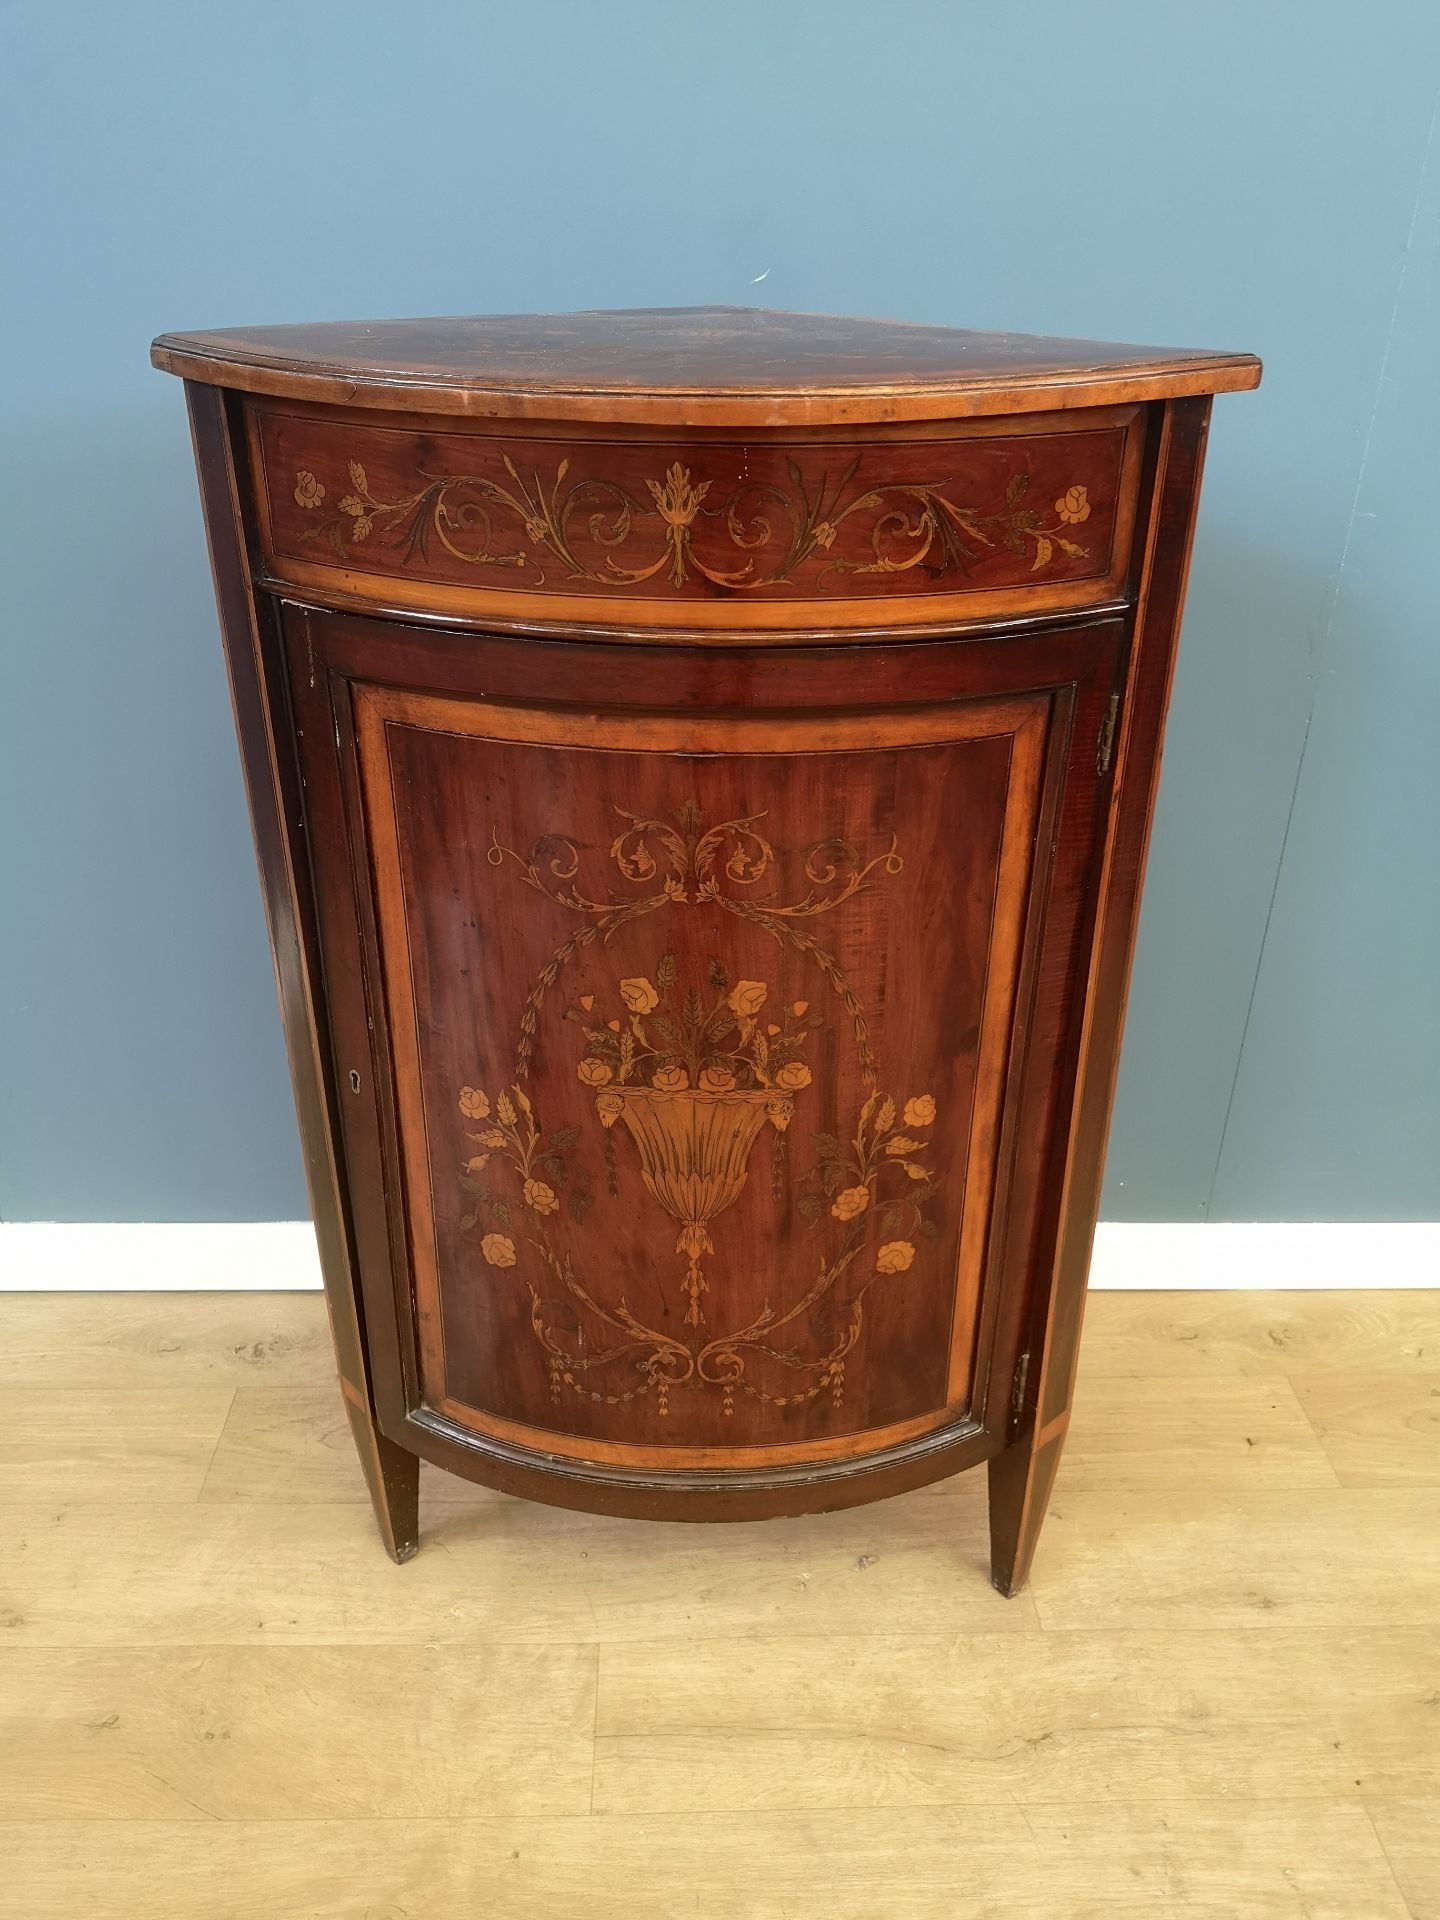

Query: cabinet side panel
[1033,398,1214,1438]
[182,384,369,1401]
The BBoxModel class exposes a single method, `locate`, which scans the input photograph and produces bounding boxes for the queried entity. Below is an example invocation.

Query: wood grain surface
[0,1287,1432,1919]
[152,304,1262,423]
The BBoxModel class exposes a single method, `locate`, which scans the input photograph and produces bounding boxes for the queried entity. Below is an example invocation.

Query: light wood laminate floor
[1,1288,1437,1918]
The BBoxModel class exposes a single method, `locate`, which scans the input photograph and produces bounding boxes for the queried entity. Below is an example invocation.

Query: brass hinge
[1096,693,1120,776]
[1011,1350,1032,1423]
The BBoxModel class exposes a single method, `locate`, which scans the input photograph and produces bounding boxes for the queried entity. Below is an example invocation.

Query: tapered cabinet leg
[988,1416,1069,1598]
[343,1395,420,1563]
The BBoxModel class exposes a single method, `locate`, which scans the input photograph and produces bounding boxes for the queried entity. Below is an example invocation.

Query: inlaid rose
[1055,484,1091,525]
[293,470,325,509]
[831,1185,871,1222]
[619,977,659,1014]
[577,1057,613,1086]
[774,1061,812,1091]
[875,1240,916,1273]
[458,1087,490,1120]
[726,980,767,1017]
[903,1094,936,1128]
[480,1233,516,1267]
[523,1177,559,1216]
[699,1065,737,1092]
[652,1064,690,1092]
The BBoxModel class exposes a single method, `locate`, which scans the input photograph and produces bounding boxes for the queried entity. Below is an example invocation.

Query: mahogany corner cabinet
[153,307,1259,1592]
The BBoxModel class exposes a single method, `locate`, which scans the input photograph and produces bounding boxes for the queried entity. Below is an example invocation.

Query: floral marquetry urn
[153,306,1259,1592]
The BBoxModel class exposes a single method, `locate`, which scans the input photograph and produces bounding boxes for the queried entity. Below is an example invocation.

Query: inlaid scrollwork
[291,451,1092,590]
[458,798,939,1417]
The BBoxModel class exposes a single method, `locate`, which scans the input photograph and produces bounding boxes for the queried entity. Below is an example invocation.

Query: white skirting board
[0,1219,1436,1292]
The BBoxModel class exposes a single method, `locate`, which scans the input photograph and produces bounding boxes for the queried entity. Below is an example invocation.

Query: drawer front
[284,611,1122,1481]
[251,402,1143,632]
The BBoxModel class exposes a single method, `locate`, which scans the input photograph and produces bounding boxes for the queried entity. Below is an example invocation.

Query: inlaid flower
[792,1001,809,1016]
[1055,484,1091,525]
[727,980,767,1017]
[906,1163,928,1181]
[647,462,711,527]
[811,520,838,550]
[464,1153,490,1174]
[699,1065,737,1092]
[875,1240,916,1273]
[903,1095,936,1128]
[774,1061,812,1091]
[480,1233,517,1267]
[522,516,549,546]
[577,1057,613,1087]
[458,1088,490,1120]
[619,977,659,1014]
[831,1184,871,1222]
[652,1063,690,1092]
[523,1177,559,1216]
[293,471,325,509]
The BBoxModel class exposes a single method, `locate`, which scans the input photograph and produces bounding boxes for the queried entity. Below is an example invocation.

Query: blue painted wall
[3,1,1437,1223]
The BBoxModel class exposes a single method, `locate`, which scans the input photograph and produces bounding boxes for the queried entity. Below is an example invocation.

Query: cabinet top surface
[152,305,1260,425]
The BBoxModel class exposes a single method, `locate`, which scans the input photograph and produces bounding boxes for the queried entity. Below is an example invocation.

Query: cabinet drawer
[249,401,1144,633]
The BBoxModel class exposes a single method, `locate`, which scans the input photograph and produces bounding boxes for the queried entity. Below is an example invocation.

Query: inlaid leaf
[1030,536,1053,572]
[656,953,678,989]
[1005,471,1029,505]
[707,956,731,990]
